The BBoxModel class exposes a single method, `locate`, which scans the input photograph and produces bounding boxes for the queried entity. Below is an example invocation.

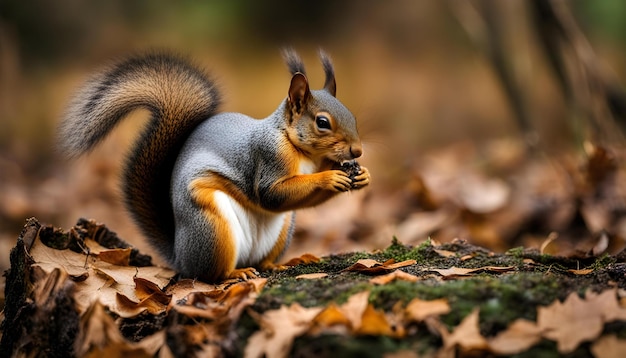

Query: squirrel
[59,50,370,282]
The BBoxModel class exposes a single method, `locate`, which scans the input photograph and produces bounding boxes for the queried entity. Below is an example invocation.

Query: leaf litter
[3,215,626,357]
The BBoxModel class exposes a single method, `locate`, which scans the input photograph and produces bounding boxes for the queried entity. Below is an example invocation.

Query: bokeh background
[2,1,626,272]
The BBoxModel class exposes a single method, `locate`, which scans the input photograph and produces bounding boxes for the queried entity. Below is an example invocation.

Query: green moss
[590,254,616,269]
[235,238,623,356]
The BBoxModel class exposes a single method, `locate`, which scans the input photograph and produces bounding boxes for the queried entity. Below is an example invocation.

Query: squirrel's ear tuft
[282,48,306,76]
[319,50,336,97]
[288,73,311,115]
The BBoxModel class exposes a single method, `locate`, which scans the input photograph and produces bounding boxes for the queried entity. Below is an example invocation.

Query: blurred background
[1,0,626,272]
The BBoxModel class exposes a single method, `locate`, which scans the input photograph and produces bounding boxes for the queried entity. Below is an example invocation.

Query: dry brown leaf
[386,260,417,270]
[458,175,510,214]
[173,280,259,320]
[428,266,515,279]
[29,230,176,317]
[484,265,516,272]
[356,304,396,336]
[538,292,600,353]
[312,303,351,332]
[352,258,381,268]
[394,210,453,243]
[537,290,620,353]
[97,248,132,266]
[296,272,328,280]
[460,254,475,261]
[77,301,167,358]
[165,279,218,306]
[341,291,370,330]
[405,298,451,322]
[76,301,130,356]
[591,335,626,358]
[135,277,172,304]
[540,232,559,255]
[282,253,321,266]
[428,267,478,278]
[585,289,626,322]
[116,291,169,316]
[487,319,543,355]
[444,308,488,351]
[344,259,416,275]
[369,270,420,285]
[433,249,456,258]
[568,268,594,275]
[30,237,92,278]
[244,303,323,358]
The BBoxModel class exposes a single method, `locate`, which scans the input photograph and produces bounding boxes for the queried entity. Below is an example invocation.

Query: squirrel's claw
[227,267,259,280]
[328,170,352,192]
[351,166,371,190]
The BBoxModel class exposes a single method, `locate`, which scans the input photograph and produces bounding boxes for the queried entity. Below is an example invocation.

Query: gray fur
[282,48,306,75]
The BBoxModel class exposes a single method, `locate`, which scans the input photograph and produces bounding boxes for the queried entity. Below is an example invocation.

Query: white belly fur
[213,191,286,267]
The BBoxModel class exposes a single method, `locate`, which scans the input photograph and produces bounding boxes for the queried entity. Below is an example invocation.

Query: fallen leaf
[75,301,131,356]
[283,253,321,266]
[394,210,453,243]
[429,267,479,278]
[460,254,475,261]
[339,290,370,331]
[585,289,626,322]
[444,308,488,351]
[428,266,515,279]
[487,319,543,355]
[295,273,328,280]
[356,304,395,336]
[458,175,510,213]
[591,335,626,358]
[116,291,168,317]
[344,259,417,275]
[540,232,559,255]
[433,249,456,258]
[350,259,381,268]
[369,270,420,285]
[244,303,323,358]
[568,268,594,275]
[536,289,626,354]
[386,260,417,270]
[134,277,170,299]
[166,279,218,306]
[405,298,451,322]
[485,266,516,272]
[312,303,351,334]
[30,237,92,278]
[97,248,132,266]
[174,281,259,320]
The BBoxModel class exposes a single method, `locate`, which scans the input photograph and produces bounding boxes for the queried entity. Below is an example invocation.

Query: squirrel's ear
[324,74,336,97]
[319,50,336,97]
[288,73,311,115]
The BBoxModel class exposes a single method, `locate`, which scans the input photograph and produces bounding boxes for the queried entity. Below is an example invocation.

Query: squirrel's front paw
[351,166,371,190]
[324,170,352,192]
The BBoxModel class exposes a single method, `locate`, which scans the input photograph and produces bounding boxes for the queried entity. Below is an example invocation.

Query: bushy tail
[59,52,221,261]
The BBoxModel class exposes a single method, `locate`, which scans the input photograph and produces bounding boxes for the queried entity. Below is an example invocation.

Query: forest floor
[1,217,625,357]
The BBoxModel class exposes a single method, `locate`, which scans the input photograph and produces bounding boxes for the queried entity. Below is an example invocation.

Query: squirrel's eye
[315,115,331,130]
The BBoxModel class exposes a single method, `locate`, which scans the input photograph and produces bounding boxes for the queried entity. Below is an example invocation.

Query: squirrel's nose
[350,144,363,159]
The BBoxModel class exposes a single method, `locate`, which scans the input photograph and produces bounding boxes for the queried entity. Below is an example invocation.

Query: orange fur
[189,179,238,280]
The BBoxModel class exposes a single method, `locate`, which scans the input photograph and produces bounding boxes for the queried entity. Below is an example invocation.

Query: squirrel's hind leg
[258,211,295,272]
[181,182,242,282]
